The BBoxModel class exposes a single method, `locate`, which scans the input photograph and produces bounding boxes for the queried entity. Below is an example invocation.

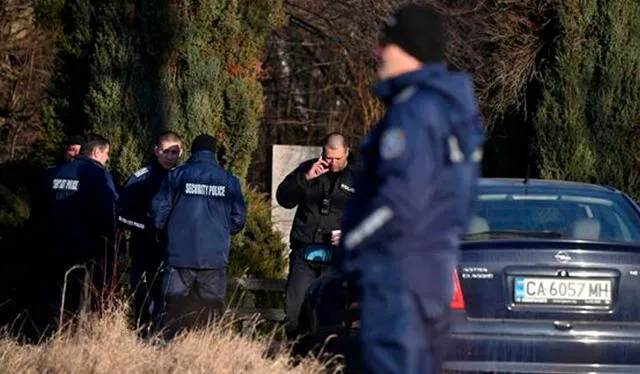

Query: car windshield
[465,188,640,243]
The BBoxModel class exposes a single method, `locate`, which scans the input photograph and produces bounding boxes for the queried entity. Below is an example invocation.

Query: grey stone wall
[270,144,322,251]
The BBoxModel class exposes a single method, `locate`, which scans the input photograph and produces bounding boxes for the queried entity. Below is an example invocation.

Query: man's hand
[305,157,330,180]
[331,230,341,246]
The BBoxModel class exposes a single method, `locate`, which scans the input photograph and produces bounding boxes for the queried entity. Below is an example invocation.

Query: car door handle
[553,320,573,331]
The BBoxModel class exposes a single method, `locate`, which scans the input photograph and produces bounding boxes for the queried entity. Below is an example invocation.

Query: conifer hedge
[37,0,288,278]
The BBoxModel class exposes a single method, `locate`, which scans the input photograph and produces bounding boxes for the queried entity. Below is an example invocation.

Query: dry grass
[0,303,336,374]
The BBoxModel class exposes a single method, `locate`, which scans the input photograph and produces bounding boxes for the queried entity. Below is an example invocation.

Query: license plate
[514,277,612,305]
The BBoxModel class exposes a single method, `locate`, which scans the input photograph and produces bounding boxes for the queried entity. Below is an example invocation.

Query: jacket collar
[149,159,170,175]
[372,62,447,104]
[76,155,104,169]
[189,150,219,164]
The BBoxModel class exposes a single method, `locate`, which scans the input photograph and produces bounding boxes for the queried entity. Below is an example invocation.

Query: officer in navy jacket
[151,134,246,337]
[45,133,118,322]
[116,131,182,331]
[27,135,84,243]
[20,135,83,339]
[339,5,485,374]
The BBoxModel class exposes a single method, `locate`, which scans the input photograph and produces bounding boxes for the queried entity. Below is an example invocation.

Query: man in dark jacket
[340,5,485,374]
[28,135,84,239]
[152,134,246,338]
[276,132,357,339]
[117,131,182,331]
[20,135,83,340]
[44,133,118,325]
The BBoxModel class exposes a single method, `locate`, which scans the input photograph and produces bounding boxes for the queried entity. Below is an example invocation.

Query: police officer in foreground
[45,133,118,325]
[339,5,485,374]
[152,134,246,339]
[117,131,182,332]
[276,132,357,340]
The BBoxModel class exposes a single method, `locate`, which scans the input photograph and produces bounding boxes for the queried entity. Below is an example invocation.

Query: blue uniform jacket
[26,162,68,260]
[340,63,485,303]
[117,161,169,261]
[117,161,169,232]
[48,156,118,262]
[151,150,247,269]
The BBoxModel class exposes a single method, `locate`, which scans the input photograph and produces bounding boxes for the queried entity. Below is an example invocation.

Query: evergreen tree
[142,0,289,277]
[41,0,93,139]
[150,0,285,182]
[38,0,289,278]
[535,0,640,196]
[85,0,144,183]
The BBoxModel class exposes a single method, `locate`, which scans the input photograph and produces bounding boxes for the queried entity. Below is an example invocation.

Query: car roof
[479,178,621,194]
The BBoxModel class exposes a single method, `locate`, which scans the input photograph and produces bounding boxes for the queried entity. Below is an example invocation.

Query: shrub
[229,187,288,280]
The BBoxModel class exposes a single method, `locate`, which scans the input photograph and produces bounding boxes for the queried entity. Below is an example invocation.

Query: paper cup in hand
[331,230,341,244]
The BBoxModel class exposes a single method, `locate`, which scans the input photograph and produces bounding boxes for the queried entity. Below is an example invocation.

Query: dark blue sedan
[296,178,640,373]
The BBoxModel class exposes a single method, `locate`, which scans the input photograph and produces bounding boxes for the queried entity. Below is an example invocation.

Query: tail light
[450,268,466,310]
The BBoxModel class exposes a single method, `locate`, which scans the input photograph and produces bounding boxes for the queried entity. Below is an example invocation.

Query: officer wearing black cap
[340,4,485,374]
[152,134,246,338]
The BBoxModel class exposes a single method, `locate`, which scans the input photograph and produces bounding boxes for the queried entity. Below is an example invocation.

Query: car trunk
[458,239,640,322]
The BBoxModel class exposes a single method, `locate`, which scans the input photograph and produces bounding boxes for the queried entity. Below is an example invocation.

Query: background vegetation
[0,305,332,373]
[0,0,638,308]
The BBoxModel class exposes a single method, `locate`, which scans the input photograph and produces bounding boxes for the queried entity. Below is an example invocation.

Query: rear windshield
[466,190,640,243]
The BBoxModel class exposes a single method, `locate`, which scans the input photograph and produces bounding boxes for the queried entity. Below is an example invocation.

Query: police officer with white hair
[152,134,246,338]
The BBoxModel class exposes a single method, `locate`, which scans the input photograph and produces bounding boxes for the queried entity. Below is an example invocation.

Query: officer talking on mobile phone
[276,132,357,340]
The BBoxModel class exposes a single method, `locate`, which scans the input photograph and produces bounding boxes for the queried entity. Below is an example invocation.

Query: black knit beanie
[191,134,217,153]
[65,135,84,147]
[379,4,447,63]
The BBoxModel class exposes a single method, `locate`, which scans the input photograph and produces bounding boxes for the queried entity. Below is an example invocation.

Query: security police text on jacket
[151,139,246,269]
[276,140,357,249]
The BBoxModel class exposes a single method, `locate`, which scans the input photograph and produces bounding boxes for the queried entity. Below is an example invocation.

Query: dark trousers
[358,282,451,374]
[130,260,164,330]
[285,246,334,339]
[159,267,227,339]
[42,258,114,330]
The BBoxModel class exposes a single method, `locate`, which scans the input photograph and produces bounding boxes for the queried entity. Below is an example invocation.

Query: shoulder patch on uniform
[447,135,465,163]
[393,85,418,103]
[133,167,149,178]
[380,128,407,160]
[340,183,355,193]
[471,147,483,162]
